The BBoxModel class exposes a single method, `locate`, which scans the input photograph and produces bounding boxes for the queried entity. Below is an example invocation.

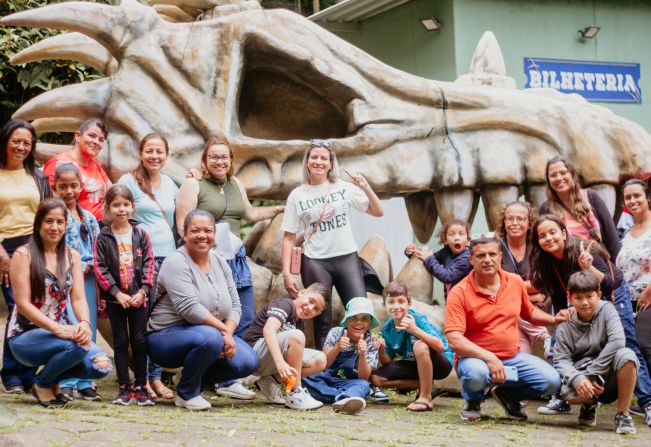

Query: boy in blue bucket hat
[303,297,382,415]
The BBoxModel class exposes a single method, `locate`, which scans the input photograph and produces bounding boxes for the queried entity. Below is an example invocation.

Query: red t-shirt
[445,269,534,360]
[43,152,110,221]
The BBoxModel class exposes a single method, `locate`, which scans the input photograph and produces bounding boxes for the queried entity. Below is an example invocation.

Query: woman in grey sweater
[146,210,259,410]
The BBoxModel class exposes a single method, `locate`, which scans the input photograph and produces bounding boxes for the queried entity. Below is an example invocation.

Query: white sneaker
[332,396,366,415]
[172,371,181,386]
[215,380,256,400]
[174,393,211,411]
[285,387,323,410]
[255,376,284,404]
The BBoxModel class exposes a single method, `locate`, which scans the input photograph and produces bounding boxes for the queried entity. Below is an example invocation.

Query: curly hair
[438,219,470,245]
[496,201,537,241]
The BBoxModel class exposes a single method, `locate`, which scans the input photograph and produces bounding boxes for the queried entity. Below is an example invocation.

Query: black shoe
[4,383,25,394]
[491,387,528,420]
[369,386,390,403]
[58,387,75,402]
[31,386,66,408]
[112,386,134,406]
[461,399,482,421]
[78,387,102,401]
[133,386,155,406]
[578,401,598,426]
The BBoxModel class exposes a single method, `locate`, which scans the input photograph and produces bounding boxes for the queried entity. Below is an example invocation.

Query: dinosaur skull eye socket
[237,37,361,142]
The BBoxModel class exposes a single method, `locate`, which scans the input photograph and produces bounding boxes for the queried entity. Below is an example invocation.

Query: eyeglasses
[207,155,230,162]
[470,231,496,241]
[310,139,333,149]
[505,216,527,224]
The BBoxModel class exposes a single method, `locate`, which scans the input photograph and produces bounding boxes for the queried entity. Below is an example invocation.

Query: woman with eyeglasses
[540,155,620,260]
[0,119,53,394]
[175,136,283,400]
[280,139,384,349]
[496,201,551,355]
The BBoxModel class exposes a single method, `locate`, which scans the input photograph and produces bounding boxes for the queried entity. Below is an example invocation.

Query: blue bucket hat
[340,297,380,329]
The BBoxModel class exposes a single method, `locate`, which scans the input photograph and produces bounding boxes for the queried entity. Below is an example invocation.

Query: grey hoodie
[553,301,624,388]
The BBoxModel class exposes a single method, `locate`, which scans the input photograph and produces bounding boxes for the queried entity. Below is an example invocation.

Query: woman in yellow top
[0,119,53,394]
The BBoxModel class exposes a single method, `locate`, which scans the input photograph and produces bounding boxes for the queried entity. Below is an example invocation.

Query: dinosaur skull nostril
[237,37,360,141]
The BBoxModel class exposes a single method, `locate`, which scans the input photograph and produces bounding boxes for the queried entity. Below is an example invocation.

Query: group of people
[1,118,650,433]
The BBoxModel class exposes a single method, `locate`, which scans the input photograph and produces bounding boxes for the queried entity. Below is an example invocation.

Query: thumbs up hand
[338,330,351,350]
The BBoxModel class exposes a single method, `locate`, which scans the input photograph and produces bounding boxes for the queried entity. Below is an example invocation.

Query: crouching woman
[7,198,111,407]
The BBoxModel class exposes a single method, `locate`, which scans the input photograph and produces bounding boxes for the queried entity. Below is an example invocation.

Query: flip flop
[150,381,173,399]
[407,399,433,412]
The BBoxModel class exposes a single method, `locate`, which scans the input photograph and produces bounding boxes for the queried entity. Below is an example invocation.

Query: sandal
[407,398,433,412]
[150,380,174,399]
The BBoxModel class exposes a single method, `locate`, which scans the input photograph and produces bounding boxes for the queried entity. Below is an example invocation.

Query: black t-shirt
[500,241,532,280]
[243,298,304,346]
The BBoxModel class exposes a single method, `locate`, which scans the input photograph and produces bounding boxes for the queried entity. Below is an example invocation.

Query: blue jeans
[8,328,111,388]
[146,256,167,382]
[303,347,369,403]
[59,275,98,391]
[613,283,651,407]
[147,324,258,400]
[456,352,561,402]
[1,235,36,388]
[218,248,254,388]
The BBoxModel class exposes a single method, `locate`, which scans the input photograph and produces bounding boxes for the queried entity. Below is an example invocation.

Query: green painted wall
[328,0,457,83]
[324,0,650,131]
[453,0,651,130]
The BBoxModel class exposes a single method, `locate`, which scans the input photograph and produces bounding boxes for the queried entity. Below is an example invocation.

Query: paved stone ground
[0,313,648,446]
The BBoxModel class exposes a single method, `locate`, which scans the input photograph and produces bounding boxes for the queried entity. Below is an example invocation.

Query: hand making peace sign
[578,240,595,270]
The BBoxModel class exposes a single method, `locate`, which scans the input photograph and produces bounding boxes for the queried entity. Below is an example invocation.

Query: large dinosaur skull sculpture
[4,0,651,242]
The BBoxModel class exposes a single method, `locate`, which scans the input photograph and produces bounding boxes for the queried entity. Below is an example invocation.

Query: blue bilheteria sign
[524,57,641,104]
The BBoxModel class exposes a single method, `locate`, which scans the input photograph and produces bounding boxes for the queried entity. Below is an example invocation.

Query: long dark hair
[529,214,609,297]
[0,119,37,176]
[544,156,592,222]
[30,198,68,304]
[132,133,169,201]
[54,162,89,243]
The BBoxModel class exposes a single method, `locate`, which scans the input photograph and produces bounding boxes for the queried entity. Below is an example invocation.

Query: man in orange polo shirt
[445,234,570,422]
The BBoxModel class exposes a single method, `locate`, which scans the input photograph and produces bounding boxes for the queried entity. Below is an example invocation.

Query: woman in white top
[117,133,178,399]
[280,139,383,349]
[616,179,651,372]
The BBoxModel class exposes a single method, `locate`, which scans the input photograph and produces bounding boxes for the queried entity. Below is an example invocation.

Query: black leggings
[106,301,148,388]
[301,252,366,349]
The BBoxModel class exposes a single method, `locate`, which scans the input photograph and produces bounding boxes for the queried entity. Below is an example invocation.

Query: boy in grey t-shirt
[553,271,638,434]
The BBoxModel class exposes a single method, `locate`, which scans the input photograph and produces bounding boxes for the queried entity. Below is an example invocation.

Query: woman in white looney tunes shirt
[280,139,383,349]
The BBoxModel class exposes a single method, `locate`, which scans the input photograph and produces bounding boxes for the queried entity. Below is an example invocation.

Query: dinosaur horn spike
[11,33,118,76]
[0,0,147,58]
[13,78,111,122]
[32,118,84,135]
[35,143,71,164]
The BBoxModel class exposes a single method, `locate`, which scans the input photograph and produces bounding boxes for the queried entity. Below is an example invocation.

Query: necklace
[3,169,24,187]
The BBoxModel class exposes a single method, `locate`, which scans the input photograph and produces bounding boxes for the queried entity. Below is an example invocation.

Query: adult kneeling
[147,210,259,410]
[445,234,570,422]
[7,198,111,407]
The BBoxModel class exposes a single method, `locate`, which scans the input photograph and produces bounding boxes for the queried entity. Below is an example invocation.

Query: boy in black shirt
[245,283,328,410]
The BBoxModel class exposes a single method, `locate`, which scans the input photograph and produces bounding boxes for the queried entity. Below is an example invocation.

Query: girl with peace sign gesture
[531,214,623,313]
